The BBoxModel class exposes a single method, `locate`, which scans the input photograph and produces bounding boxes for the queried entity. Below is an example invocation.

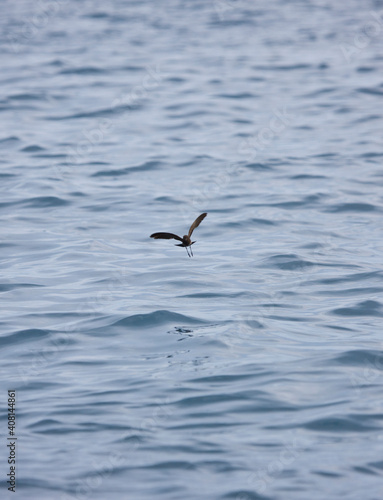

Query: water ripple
[331,300,383,317]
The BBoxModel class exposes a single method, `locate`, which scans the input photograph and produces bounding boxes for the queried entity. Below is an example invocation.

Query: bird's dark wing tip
[188,213,208,237]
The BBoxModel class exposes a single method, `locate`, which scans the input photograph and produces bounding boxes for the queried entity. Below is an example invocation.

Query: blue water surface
[1,1,383,499]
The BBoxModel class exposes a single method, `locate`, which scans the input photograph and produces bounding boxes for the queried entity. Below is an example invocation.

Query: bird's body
[150,213,207,257]
[176,235,193,247]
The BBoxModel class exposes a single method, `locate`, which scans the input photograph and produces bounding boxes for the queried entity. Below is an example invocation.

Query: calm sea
[1,1,383,499]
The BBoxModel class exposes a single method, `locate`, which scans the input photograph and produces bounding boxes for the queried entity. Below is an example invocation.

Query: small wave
[262,254,315,271]
[122,65,144,72]
[0,136,20,145]
[0,329,50,347]
[315,271,383,285]
[22,196,70,208]
[210,17,255,28]
[302,416,379,432]
[311,152,338,158]
[59,67,105,75]
[333,349,383,368]
[253,63,312,71]
[290,174,327,180]
[0,242,16,247]
[92,160,162,177]
[219,218,276,229]
[357,87,383,96]
[325,202,379,213]
[245,162,272,171]
[358,152,383,159]
[215,92,257,99]
[83,11,109,19]
[315,286,383,297]
[331,300,383,317]
[368,460,383,471]
[0,283,43,293]
[352,114,381,124]
[112,310,206,329]
[55,108,119,120]
[356,66,375,73]
[86,161,110,166]
[249,217,277,226]
[33,153,68,159]
[166,109,208,119]
[0,196,69,210]
[303,87,337,98]
[8,93,45,101]
[21,145,45,152]
[165,76,187,84]
[180,292,250,299]
[154,195,180,204]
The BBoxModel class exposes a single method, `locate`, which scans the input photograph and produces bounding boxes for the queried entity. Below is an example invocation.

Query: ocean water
[1,0,383,499]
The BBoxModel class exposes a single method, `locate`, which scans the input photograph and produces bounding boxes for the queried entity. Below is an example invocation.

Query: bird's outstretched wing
[188,213,207,238]
[150,232,183,242]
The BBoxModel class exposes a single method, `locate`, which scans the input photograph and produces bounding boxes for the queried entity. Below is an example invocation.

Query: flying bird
[150,213,207,257]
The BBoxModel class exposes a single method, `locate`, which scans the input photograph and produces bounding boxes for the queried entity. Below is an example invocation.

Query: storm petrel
[150,213,207,257]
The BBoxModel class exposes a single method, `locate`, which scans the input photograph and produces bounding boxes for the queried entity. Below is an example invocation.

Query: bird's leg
[190,245,193,257]
[185,246,190,257]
